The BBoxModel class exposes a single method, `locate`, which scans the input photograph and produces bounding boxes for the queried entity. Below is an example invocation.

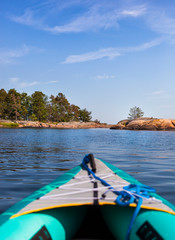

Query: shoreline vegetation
[1,118,175,130]
[0,120,112,129]
[0,89,94,123]
[1,90,175,130]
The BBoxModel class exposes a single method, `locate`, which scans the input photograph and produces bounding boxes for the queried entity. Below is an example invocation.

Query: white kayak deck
[11,159,175,218]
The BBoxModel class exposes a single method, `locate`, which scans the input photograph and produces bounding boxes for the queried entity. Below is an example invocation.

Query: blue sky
[1,0,175,123]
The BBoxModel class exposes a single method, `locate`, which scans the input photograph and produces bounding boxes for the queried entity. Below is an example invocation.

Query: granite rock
[110,118,175,131]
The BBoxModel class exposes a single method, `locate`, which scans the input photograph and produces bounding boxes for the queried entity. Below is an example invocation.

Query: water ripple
[0,128,175,213]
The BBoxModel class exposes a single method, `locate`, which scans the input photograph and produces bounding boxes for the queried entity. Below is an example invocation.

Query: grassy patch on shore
[0,122,19,128]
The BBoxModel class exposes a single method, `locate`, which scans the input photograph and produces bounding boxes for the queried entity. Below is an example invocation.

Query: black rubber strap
[88,153,96,173]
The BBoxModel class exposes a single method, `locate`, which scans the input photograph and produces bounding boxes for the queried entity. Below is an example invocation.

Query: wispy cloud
[62,48,121,64]
[44,80,58,84]
[9,77,58,89]
[19,81,39,88]
[9,0,175,40]
[62,39,162,64]
[0,45,30,64]
[10,2,147,33]
[0,45,44,64]
[120,5,146,17]
[121,38,162,53]
[45,7,122,33]
[152,90,164,95]
[46,4,146,33]
[146,9,175,36]
[95,74,116,80]
[11,9,42,27]
[9,77,38,88]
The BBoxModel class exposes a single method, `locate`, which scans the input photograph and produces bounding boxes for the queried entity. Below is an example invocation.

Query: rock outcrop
[110,118,175,131]
[0,120,111,129]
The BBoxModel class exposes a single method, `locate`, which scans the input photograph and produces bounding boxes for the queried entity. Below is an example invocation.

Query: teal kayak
[0,154,175,240]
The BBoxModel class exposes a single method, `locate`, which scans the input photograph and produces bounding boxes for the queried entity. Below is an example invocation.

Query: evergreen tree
[5,89,21,120]
[128,106,144,120]
[0,89,93,123]
[0,89,7,119]
[49,95,60,122]
[79,108,92,122]
[69,104,80,121]
[51,93,71,122]
[20,92,31,120]
[31,91,48,121]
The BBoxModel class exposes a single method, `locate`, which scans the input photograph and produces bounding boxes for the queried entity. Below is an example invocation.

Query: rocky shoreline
[110,118,175,131]
[2,118,175,130]
[0,120,112,129]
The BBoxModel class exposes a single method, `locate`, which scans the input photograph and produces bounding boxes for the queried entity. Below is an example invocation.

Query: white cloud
[62,39,161,64]
[126,39,162,52]
[8,77,39,88]
[147,9,175,36]
[45,4,147,33]
[95,74,115,80]
[11,8,42,27]
[45,10,119,33]
[10,2,147,34]
[0,45,45,64]
[0,45,30,64]
[62,48,121,64]
[120,5,146,17]
[19,81,39,88]
[152,90,164,95]
[8,1,175,41]
[9,79,58,89]
[43,80,58,84]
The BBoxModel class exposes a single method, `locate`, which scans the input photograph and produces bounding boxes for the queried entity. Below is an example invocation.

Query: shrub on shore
[0,122,19,128]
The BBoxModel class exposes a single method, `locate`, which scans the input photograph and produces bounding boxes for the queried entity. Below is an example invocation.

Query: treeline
[0,89,92,122]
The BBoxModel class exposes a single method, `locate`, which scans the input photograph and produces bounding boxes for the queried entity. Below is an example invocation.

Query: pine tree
[31,91,48,121]
[128,106,144,120]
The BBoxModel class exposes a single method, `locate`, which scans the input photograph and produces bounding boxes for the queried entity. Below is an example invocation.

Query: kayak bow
[0,154,175,240]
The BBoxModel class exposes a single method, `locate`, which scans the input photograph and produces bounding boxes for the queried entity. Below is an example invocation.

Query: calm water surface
[0,128,175,213]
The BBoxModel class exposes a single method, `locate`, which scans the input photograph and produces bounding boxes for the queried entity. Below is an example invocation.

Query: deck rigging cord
[82,154,156,240]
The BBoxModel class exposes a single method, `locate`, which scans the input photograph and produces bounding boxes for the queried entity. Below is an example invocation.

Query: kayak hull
[101,205,175,240]
[0,206,89,240]
[1,205,175,240]
[0,156,175,240]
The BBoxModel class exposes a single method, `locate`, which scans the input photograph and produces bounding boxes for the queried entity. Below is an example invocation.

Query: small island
[110,107,175,131]
[0,88,112,128]
[110,118,175,131]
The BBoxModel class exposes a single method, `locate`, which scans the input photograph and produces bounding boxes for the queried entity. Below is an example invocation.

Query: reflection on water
[0,128,175,213]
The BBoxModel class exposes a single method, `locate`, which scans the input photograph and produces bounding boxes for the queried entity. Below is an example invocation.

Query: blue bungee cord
[82,154,156,240]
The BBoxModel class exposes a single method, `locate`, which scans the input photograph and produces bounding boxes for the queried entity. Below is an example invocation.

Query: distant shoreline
[2,118,175,131]
[0,120,112,129]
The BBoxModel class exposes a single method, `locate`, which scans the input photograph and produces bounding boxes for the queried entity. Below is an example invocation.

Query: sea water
[0,128,175,213]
